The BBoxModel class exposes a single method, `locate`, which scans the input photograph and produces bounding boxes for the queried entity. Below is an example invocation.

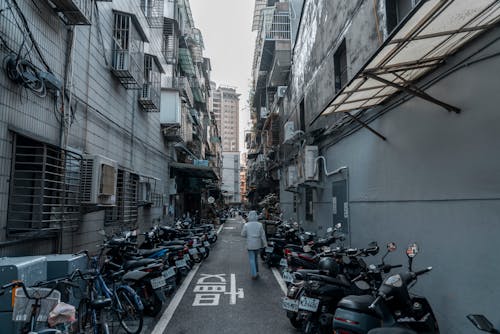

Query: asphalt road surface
[153,217,295,334]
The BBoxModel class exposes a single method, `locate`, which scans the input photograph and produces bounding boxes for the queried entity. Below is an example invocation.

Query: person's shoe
[251,276,257,280]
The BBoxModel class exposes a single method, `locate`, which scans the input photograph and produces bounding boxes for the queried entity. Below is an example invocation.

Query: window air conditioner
[137,177,153,205]
[304,146,319,181]
[284,121,295,143]
[81,155,118,206]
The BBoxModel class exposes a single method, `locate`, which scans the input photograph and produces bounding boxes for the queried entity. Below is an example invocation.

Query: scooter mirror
[354,280,371,291]
[467,314,496,332]
[387,242,397,252]
[406,243,419,258]
[335,223,342,229]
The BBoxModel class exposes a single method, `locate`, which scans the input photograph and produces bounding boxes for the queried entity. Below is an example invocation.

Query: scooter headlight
[384,274,403,287]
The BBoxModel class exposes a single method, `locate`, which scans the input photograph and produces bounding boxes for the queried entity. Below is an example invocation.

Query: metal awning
[179,48,196,76]
[170,162,218,180]
[313,0,500,124]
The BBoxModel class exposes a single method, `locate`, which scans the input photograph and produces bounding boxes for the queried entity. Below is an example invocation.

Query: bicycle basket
[12,288,61,323]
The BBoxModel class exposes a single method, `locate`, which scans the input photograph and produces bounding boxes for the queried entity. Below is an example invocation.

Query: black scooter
[333,243,439,334]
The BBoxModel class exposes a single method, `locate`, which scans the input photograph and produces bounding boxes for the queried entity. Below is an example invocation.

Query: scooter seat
[162,241,186,246]
[269,237,286,243]
[367,328,417,334]
[161,245,185,251]
[123,258,157,270]
[136,248,164,257]
[338,295,378,316]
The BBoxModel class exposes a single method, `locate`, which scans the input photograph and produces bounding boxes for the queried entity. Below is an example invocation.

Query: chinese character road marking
[192,273,243,306]
[224,274,244,305]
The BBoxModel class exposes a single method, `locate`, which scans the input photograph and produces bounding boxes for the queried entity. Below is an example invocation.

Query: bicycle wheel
[77,298,92,333]
[114,287,143,334]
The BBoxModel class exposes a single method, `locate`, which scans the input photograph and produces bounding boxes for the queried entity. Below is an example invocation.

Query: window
[299,99,305,132]
[334,39,347,93]
[7,134,81,237]
[105,170,139,227]
[386,0,418,33]
[305,188,313,221]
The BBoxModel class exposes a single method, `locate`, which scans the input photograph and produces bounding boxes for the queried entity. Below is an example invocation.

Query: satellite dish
[208,196,215,204]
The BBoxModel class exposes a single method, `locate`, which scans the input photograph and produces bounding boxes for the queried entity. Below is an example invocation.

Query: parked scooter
[332,243,439,334]
[468,314,499,333]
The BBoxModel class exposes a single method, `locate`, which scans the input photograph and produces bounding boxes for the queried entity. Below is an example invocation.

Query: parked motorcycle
[332,243,439,334]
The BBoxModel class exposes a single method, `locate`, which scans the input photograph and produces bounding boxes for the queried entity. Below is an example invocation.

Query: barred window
[105,169,139,227]
[7,134,81,237]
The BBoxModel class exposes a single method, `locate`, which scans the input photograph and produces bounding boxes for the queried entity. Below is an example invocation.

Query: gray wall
[317,31,500,332]
[279,0,500,331]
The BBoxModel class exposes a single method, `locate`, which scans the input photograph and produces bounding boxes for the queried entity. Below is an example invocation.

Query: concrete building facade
[0,0,220,256]
[250,0,500,332]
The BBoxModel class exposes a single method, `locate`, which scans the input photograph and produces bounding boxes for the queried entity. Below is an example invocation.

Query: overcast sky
[189,0,256,151]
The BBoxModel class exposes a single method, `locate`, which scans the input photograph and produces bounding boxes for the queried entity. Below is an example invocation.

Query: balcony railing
[111,49,143,89]
[179,76,194,107]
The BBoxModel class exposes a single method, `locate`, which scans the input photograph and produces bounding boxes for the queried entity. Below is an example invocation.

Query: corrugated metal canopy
[315,0,500,121]
[179,48,196,76]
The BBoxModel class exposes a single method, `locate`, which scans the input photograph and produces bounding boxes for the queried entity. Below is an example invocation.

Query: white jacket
[241,220,268,250]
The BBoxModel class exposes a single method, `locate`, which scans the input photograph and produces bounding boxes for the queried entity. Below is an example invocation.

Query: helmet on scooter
[318,257,339,276]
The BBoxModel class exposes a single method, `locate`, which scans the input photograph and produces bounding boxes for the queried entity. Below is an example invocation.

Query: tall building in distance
[212,85,240,152]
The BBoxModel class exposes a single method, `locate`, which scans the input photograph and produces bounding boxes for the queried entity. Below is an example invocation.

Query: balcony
[163,18,178,64]
[111,12,148,90]
[179,76,194,107]
[47,0,92,25]
[139,54,162,112]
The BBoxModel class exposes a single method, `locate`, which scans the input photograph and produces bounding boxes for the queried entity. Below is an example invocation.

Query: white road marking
[271,267,288,295]
[224,273,244,304]
[217,225,224,234]
[223,226,236,230]
[151,262,201,334]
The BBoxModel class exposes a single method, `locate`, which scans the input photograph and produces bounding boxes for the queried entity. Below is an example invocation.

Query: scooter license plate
[151,276,166,289]
[203,241,210,247]
[282,297,299,312]
[176,259,188,268]
[189,248,198,255]
[199,247,206,253]
[184,254,191,261]
[265,247,274,253]
[163,267,176,280]
[283,271,294,283]
[299,296,320,312]
[279,258,288,267]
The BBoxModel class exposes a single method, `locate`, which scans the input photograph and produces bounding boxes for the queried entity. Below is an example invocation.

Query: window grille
[163,18,178,64]
[105,170,139,227]
[139,54,161,111]
[334,40,348,93]
[111,12,144,89]
[141,0,164,28]
[7,134,81,237]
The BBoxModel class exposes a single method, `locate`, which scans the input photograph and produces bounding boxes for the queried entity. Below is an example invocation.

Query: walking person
[241,210,268,280]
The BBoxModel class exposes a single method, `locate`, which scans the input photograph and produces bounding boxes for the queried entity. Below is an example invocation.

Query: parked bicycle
[72,250,144,334]
[0,278,77,334]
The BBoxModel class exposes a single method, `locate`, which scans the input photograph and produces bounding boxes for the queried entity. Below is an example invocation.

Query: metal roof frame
[311,0,500,125]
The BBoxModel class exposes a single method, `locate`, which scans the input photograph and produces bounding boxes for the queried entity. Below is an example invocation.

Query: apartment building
[0,0,220,256]
[250,0,500,332]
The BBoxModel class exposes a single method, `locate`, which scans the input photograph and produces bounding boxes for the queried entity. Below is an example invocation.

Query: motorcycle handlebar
[414,266,433,276]
[368,295,383,310]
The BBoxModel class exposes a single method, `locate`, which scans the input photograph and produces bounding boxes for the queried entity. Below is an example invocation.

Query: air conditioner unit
[284,121,295,143]
[285,165,298,190]
[260,107,269,119]
[277,86,287,98]
[304,146,319,181]
[81,155,118,206]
